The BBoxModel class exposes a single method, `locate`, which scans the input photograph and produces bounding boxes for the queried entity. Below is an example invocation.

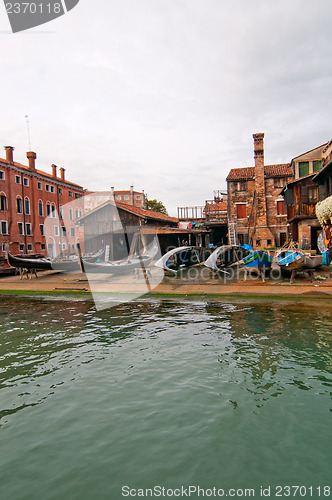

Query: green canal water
[0,296,331,500]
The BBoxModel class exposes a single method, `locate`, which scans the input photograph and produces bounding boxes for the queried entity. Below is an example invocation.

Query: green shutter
[299,161,309,177]
[313,160,322,172]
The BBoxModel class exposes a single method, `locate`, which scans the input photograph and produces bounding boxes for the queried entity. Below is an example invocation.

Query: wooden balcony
[288,203,317,221]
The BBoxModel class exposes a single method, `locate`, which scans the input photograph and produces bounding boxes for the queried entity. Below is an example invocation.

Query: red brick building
[226,133,293,248]
[83,186,146,214]
[0,146,84,257]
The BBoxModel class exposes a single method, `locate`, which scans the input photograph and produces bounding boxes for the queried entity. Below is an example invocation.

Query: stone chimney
[60,167,65,181]
[111,186,115,202]
[4,146,14,163]
[130,185,134,205]
[26,151,36,170]
[52,164,57,178]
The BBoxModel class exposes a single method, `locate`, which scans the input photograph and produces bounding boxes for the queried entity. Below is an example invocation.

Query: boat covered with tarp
[154,246,212,274]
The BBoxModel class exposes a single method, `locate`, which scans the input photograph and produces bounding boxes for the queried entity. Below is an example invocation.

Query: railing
[290,203,317,219]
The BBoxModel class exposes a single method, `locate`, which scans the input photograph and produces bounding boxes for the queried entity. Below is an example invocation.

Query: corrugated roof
[227,163,292,181]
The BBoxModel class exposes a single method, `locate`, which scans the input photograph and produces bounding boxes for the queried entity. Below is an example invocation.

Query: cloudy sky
[0,0,331,215]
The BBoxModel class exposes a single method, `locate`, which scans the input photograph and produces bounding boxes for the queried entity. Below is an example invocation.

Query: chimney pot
[51,164,57,178]
[253,133,264,168]
[4,146,14,163]
[26,151,37,170]
[60,167,65,181]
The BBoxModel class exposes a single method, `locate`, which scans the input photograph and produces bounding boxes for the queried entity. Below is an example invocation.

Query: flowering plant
[315,195,332,225]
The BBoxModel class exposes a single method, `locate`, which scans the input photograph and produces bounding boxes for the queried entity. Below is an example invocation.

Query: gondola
[7,252,53,271]
[204,245,251,272]
[154,246,212,274]
[81,241,159,275]
[243,250,273,269]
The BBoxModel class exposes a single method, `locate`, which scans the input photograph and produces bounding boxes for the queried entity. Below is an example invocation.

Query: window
[1,221,8,235]
[25,223,32,236]
[19,244,25,252]
[60,226,66,237]
[0,194,7,211]
[59,206,63,219]
[38,200,43,217]
[68,191,73,197]
[313,160,322,173]
[75,193,81,199]
[124,195,129,200]
[273,178,284,188]
[279,233,287,246]
[70,227,75,237]
[237,182,247,191]
[58,188,62,195]
[51,203,56,218]
[18,222,24,235]
[50,186,55,193]
[23,177,29,186]
[69,207,73,220]
[75,208,79,219]
[237,233,245,245]
[299,161,309,177]
[277,200,287,215]
[62,243,66,250]
[116,195,121,201]
[41,243,46,250]
[24,197,30,215]
[236,203,247,219]
[16,197,22,213]
[267,239,272,246]
[15,175,21,184]
[308,187,318,204]
[46,203,51,217]
[0,171,4,180]
[45,184,50,192]
[54,226,59,236]
[135,195,141,200]
[27,244,33,251]
[40,224,44,236]
[79,209,82,217]
[37,181,42,190]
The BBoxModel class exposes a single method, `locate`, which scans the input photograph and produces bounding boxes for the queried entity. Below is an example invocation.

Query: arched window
[59,205,63,219]
[51,203,56,218]
[16,196,23,214]
[46,202,51,217]
[69,207,73,220]
[0,192,7,211]
[24,197,30,215]
[38,200,43,217]
[75,207,79,219]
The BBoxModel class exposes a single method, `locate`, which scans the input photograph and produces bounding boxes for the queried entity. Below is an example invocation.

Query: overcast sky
[0,0,331,215]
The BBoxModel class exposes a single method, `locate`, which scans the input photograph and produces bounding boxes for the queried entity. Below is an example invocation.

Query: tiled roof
[226,167,255,181]
[0,157,83,189]
[116,202,178,223]
[264,163,292,178]
[227,163,292,181]
[205,202,227,212]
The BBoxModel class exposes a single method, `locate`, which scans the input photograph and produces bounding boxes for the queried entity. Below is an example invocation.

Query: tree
[146,199,168,215]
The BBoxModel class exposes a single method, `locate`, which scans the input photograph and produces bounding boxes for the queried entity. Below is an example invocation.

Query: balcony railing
[289,203,317,219]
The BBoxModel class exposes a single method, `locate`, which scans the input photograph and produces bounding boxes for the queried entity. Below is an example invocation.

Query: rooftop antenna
[25,114,31,150]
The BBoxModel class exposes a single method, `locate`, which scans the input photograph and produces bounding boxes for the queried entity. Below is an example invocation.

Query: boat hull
[204,245,251,271]
[243,251,273,268]
[276,250,305,269]
[155,246,212,273]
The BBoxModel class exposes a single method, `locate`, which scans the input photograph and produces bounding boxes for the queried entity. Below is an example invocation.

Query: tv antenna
[25,114,31,150]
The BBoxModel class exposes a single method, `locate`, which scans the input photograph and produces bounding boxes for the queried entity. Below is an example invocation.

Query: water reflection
[0,296,331,422]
